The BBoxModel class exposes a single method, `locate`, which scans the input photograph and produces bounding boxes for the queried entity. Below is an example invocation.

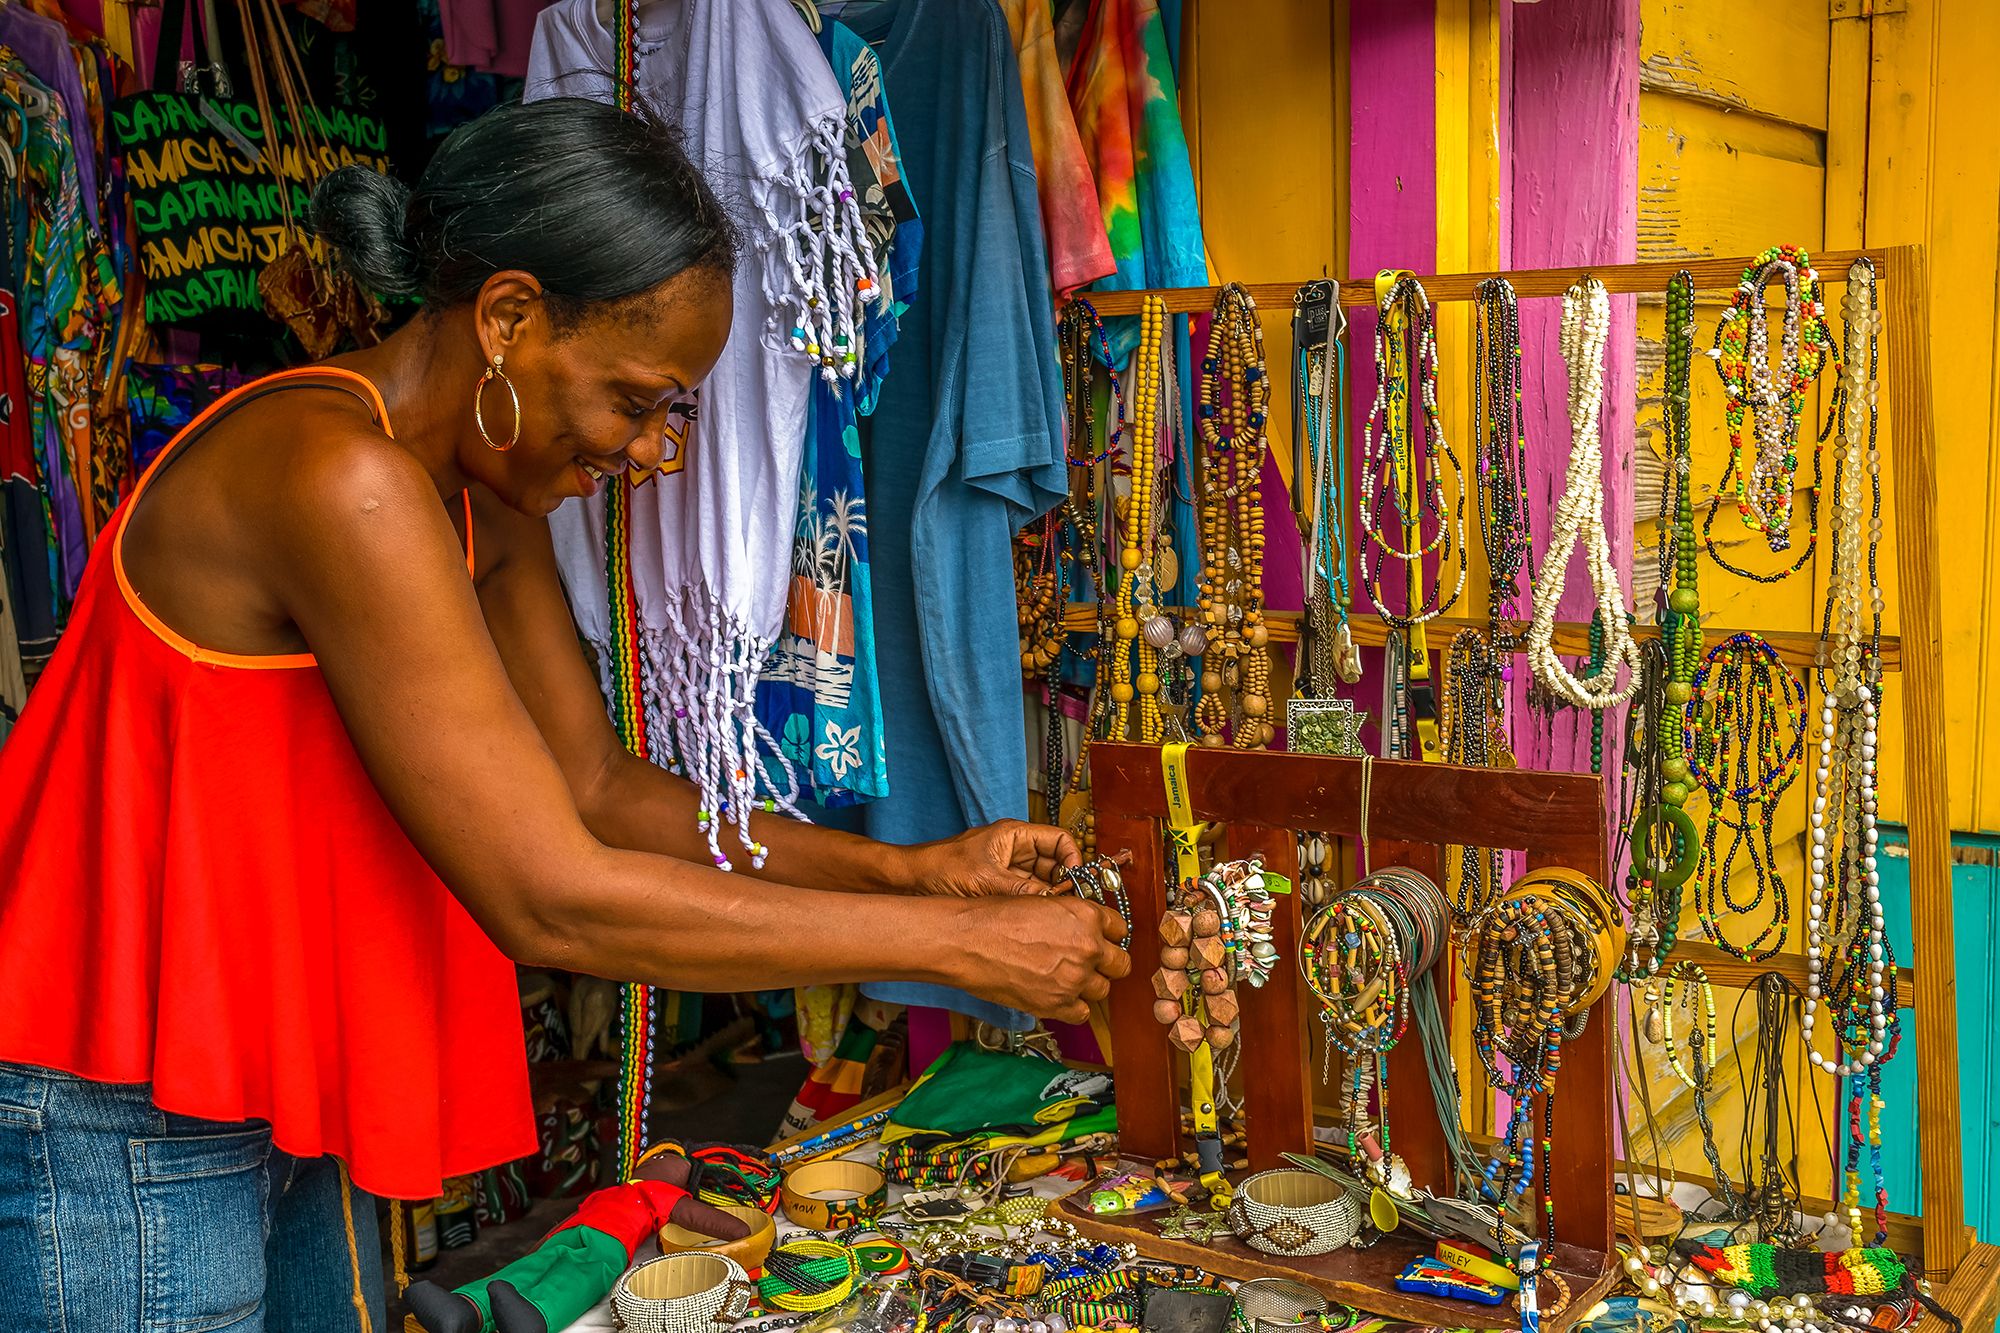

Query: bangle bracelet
[612,1252,755,1333]
[1225,1168,1360,1257]
[780,1159,888,1231]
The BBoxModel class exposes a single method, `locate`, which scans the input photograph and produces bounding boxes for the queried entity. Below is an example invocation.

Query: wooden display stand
[1064,248,2000,1330]
[1061,743,1618,1328]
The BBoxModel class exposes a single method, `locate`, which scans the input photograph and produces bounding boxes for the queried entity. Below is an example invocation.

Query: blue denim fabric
[0,1063,386,1332]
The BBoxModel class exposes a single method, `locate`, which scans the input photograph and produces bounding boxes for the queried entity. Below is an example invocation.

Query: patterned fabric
[756,376,888,807]
[1065,0,1206,356]
[124,361,243,476]
[998,0,1112,296]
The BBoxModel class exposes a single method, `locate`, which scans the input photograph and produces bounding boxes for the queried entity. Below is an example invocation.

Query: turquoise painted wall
[1872,827,2000,1240]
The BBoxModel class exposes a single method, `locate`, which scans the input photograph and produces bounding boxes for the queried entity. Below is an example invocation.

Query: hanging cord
[337,1162,376,1333]
[1734,974,1805,1240]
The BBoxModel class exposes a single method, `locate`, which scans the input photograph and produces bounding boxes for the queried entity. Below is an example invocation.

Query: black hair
[310,98,737,327]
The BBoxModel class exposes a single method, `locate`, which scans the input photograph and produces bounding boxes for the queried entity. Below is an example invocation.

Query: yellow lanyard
[1162,743,1232,1208]
[1376,269,1440,762]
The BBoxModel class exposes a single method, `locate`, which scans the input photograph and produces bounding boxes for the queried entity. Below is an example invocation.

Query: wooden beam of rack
[1061,603,1903,673]
[1082,248,1892,314]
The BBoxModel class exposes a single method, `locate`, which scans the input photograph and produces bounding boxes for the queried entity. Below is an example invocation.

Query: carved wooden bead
[1153,998,1185,1025]
[1205,989,1241,1026]
[1157,944,1190,970]
[1190,908,1222,938]
[1191,935,1228,970]
[1159,910,1194,948]
[1170,1016,1205,1052]
[1199,966,1230,996]
[1152,969,1189,1002]
[1206,1025,1236,1049]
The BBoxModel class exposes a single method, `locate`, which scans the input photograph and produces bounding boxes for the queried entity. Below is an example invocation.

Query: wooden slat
[1083,249,1891,314]
[1637,0,1831,133]
[1092,743,1604,866]
[1101,809,1179,1167]
[1668,939,1916,996]
[1938,1240,2000,1333]
[1884,244,1968,1279]
[1063,603,1904,672]
[1224,821,1314,1170]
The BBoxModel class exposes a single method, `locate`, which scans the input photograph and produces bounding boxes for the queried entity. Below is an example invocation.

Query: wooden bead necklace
[1685,632,1806,963]
[1709,244,1836,552]
[1525,276,1641,709]
[1194,284,1273,747]
[1357,276,1467,630]
[1802,258,1891,1079]
[1108,296,1168,741]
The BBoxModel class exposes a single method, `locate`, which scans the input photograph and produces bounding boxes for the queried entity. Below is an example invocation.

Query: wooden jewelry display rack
[1063,248,1999,1331]
[1062,744,1618,1328]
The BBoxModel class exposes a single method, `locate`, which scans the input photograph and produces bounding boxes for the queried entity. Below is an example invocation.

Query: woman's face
[476,265,734,517]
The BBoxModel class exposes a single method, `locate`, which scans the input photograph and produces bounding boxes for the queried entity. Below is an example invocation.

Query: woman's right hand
[946,895,1131,1023]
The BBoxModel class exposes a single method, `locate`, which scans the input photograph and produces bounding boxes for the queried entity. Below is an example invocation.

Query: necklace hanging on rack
[1440,629,1505,922]
[1685,632,1806,963]
[1294,280,1362,693]
[1622,270,1704,980]
[1195,283,1273,748]
[1741,974,1808,1242]
[1472,278,1533,698]
[1357,276,1467,630]
[1525,277,1642,709]
[1709,245,1837,557]
[1109,296,1168,742]
[1797,258,1898,1247]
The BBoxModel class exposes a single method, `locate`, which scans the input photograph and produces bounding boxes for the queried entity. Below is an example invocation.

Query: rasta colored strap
[607,0,655,1185]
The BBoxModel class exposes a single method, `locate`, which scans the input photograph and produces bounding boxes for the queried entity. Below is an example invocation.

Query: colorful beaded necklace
[1357,276,1466,630]
[1295,280,1360,693]
[1472,277,1534,662]
[1709,244,1837,554]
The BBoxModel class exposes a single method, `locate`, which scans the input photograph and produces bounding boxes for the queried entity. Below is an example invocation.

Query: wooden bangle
[780,1158,888,1231]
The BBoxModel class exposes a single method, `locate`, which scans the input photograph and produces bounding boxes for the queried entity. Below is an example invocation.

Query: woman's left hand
[907,819,1081,898]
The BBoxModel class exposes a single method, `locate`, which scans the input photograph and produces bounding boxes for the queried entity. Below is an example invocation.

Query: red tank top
[0,368,536,1199]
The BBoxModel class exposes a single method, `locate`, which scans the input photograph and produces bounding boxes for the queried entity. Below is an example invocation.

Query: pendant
[1155,535,1180,591]
[1334,621,1364,684]
[1058,791,1091,835]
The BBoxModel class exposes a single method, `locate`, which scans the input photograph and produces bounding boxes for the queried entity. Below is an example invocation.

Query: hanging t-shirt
[0,6,98,231]
[816,0,1066,1028]
[996,0,1112,298]
[443,0,554,79]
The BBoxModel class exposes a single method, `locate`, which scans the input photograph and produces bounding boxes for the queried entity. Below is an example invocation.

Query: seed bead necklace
[1358,276,1466,630]
[1440,628,1505,921]
[1195,284,1273,747]
[1296,280,1361,693]
[1802,257,1891,1079]
[1472,278,1534,666]
[1709,245,1837,553]
[1524,277,1641,709]
[1685,632,1806,962]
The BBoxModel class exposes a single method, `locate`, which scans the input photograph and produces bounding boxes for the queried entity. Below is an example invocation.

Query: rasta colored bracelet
[780,1159,889,1231]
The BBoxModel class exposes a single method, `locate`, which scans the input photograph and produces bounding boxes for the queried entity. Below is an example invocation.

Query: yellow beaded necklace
[1109,296,1167,741]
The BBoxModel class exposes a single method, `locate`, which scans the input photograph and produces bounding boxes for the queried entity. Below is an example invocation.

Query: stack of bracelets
[1466,869,1622,1262]
[1298,867,1449,1194]
[1058,856,1134,952]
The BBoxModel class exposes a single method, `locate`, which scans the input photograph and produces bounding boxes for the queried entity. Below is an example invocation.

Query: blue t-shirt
[820,0,1066,1026]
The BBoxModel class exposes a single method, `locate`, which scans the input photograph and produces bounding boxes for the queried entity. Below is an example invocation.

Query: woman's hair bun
[309,166,421,298]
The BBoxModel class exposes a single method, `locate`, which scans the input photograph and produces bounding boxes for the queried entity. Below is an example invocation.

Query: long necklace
[1472,278,1534,663]
[1801,257,1890,1077]
[1739,975,1807,1242]
[1108,296,1167,741]
[1195,284,1272,747]
[1710,245,1836,552]
[1622,271,1703,980]
[1524,277,1641,708]
[1358,277,1466,630]
[1686,632,1805,962]
[1296,280,1361,693]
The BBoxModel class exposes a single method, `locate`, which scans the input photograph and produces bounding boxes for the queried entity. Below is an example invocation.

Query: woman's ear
[474,270,550,365]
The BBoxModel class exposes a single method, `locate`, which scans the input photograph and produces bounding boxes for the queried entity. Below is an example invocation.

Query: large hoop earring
[474,354,521,452]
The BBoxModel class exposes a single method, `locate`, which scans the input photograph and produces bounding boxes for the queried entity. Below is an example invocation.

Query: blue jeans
[0,1063,388,1332]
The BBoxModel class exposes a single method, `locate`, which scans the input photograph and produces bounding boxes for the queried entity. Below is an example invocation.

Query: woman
[0,99,1128,1330]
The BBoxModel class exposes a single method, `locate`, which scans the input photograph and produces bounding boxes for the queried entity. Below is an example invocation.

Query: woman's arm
[471,490,1078,898]
[270,438,1126,1020]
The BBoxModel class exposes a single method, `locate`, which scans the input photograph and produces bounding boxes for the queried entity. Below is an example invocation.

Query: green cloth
[452,1224,628,1331]
[884,1044,1114,1145]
